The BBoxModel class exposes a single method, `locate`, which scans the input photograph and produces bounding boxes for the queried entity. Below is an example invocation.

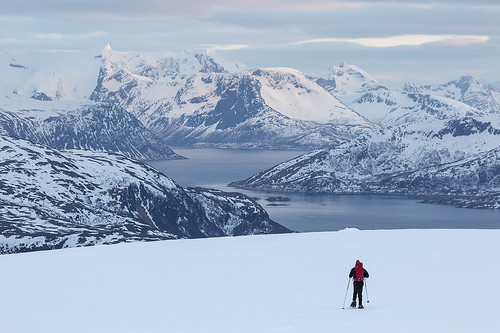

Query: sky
[1,0,499,87]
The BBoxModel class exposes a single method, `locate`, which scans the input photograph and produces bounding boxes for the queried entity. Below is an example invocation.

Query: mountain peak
[339,61,350,68]
[102,43,113,56]
[325,62,386,95]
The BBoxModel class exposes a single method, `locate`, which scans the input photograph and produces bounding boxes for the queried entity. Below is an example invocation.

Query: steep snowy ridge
[151,70,376,149]
[0,135,290,254]
[0,95,181,160]
[90,45,233,118]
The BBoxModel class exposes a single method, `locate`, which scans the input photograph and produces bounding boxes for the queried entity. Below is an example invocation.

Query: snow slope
[0,229,498,333]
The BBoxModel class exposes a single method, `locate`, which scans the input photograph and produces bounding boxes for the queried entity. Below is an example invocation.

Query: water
[147,148,500,232]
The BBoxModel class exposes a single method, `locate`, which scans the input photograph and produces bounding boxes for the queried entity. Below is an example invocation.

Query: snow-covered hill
[0,229,498,333]
[90,47,377,149]
[232,117,500,208]
[0,135,290,254]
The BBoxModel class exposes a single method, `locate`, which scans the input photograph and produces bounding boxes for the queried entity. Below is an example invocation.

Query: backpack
[355,261,364,282]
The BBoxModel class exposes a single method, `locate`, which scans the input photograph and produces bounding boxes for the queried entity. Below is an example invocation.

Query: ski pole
[364,279,370,303]
[342,278,351,309]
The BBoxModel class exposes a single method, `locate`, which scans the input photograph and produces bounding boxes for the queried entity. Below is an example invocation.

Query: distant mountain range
[1,45,499,237]
[233,63,500,209]
[2,47,380,152]
[0,135,290,254]
[90,46,377,149]
[3,48,499,153]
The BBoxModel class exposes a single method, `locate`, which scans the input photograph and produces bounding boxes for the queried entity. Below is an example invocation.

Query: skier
[349,260,369,309]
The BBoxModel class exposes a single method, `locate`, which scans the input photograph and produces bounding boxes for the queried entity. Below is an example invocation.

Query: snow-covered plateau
[0,228,498,333]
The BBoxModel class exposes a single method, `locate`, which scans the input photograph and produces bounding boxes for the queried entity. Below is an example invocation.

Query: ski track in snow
[0,229,498,333]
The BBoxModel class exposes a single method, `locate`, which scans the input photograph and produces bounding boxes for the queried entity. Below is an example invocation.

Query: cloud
[35,33,65,40]
[34,31,107,40]
[292,34,490,48]
[201,44,249,51]
[1,0,367,20]
[3,0,499,22]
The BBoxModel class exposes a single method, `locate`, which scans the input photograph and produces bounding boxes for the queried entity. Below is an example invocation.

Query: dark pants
[353,281,364,304]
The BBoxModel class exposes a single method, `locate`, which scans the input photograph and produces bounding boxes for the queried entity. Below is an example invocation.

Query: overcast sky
[1,0,499,86]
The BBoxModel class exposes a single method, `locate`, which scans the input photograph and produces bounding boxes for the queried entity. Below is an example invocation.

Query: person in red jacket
[349,260,369,309]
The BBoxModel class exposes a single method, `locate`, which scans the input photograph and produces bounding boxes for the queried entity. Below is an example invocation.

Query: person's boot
[358,303,364,309]
[350,301,356,308]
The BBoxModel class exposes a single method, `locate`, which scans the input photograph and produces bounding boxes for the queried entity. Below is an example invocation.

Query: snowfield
[0,229,498,333]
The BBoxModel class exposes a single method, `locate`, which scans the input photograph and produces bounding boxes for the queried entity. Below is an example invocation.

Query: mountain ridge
[0,135,290,254]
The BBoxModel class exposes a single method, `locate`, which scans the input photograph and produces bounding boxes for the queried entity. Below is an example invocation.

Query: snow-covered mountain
[317,62,486,127]
[90,47,377,149]
[342,88,483,126]
[404,75,500,114]
[232,117,500,208]
[232,63,500,208]
[0,95,181,160]
[3,48,378,150]
[0,135,290,254]
[1,51,183,160]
